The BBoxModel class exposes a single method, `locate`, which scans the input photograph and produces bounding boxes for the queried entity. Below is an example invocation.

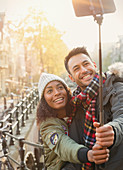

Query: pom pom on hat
[38,72,68,99]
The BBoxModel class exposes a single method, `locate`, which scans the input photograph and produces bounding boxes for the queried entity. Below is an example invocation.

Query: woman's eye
[47,89,52,94]
[59,86,64,89]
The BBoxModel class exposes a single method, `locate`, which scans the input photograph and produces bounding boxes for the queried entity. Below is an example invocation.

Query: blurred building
[0,44,8,96]
[0,11,8,96]
[0,12,26,96]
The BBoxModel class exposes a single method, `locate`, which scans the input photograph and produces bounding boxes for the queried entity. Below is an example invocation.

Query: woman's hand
[87,143,109,164]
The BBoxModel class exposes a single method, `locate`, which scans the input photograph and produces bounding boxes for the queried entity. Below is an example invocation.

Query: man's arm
[94,80,123,148]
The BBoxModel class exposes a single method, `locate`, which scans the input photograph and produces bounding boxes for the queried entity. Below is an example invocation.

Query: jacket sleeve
[107,81,123,147]
[40,119,89,164]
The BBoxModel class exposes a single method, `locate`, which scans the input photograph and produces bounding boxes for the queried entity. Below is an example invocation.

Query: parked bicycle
[0,123,14,170]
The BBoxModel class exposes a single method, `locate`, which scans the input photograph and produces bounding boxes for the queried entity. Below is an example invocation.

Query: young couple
[36,47,123,170]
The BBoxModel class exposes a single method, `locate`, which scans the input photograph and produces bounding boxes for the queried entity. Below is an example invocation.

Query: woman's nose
[54,89,60,95]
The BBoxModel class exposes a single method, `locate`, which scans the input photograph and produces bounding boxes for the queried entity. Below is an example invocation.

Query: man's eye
[74,67,79,72]
[84,62,89,66]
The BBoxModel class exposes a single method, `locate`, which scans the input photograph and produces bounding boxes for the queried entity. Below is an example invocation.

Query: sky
[0,0,123,51]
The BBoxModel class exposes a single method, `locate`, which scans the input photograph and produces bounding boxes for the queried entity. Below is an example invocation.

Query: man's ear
[68,74,75,82]
[93,61,97,68]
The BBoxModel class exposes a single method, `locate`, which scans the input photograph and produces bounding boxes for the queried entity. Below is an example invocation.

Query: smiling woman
[36,72,81,170]
[36,72,109,170]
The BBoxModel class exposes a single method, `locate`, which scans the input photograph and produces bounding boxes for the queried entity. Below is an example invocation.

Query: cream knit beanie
[38,73,68,99]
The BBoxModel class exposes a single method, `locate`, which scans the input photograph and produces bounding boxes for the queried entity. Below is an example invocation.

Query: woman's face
[44,81,68,110]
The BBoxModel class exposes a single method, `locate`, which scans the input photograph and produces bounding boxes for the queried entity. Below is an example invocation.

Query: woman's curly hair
[36,85,72,127]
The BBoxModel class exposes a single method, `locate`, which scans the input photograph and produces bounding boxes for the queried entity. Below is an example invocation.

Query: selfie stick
[72,0,116,125]
[90,2,104,125]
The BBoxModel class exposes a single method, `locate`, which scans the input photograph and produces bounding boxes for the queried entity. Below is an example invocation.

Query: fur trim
[108,62,123,77]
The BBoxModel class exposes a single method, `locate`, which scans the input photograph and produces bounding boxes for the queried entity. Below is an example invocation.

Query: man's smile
[79,71,93,80]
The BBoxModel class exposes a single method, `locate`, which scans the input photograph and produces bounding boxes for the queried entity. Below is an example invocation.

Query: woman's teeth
[54,98,63,102]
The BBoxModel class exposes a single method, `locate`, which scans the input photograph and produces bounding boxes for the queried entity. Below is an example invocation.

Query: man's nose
[80,65,87,73]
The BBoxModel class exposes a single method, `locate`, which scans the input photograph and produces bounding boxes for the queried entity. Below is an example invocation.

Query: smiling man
[64,46,123,170]
[67,53,96,90]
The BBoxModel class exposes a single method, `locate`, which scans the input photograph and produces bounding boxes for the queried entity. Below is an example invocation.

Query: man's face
[68,53,96,91]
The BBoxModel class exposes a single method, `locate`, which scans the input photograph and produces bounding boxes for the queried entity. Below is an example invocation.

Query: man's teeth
[55,98,63,102]
[83,75,90,79]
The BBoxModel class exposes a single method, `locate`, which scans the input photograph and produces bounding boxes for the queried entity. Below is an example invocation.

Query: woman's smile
[53,97,64,103]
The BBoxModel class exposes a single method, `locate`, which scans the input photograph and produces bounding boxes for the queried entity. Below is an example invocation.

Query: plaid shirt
[70,73,106,169]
